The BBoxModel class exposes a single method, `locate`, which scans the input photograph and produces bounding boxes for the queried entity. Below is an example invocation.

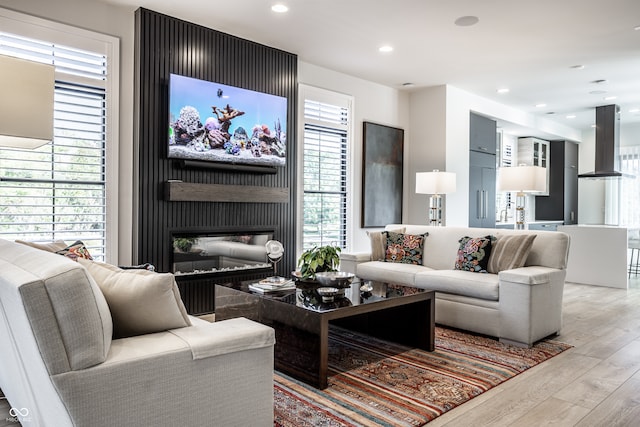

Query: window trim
[0,7,120,263]
[297,84,354,256]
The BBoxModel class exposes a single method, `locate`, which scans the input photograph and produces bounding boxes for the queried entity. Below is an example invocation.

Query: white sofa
[0,239,275,426]
[340,225,570,347]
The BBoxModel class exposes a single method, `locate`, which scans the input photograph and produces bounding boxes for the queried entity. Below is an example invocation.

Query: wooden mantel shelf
[165,181,289,203]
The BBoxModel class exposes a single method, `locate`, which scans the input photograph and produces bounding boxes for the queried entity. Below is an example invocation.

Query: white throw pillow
[78,259,191,338]
[367,227,406,261]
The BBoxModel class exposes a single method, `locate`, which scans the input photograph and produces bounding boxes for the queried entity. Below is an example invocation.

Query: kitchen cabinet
[470,112,497,154]
[469,150,496,227]
[535,141,578,224]
[469,113,497,227]
[517,137,548,167]
[518,137,550,195]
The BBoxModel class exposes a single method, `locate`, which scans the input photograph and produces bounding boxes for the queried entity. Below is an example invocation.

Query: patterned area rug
[274,326,571,426]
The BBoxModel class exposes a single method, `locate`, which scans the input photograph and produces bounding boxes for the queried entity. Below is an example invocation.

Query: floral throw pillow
[384,231,428,265]
[56,240,93,261]
[454,235,496,273]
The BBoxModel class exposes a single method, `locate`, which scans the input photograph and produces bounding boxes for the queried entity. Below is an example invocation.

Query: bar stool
[629,229,640,278]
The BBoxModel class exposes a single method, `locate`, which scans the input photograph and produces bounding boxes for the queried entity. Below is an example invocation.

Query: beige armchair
[0,239,275,426]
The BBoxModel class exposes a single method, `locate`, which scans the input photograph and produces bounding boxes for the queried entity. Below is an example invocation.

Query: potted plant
[296,244,341,281]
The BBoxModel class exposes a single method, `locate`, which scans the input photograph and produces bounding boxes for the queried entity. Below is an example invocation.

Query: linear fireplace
[171,229,274,278]
[172,229,276,315]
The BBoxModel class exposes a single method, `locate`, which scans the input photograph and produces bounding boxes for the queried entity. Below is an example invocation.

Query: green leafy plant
[173,237,196,253]
[297,244,341,280]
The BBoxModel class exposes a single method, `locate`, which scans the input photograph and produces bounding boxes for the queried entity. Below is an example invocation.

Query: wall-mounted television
[168,74,287,167]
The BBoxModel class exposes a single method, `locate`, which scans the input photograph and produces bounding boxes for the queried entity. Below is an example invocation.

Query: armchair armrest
[498,266,566,347]
[498,266,566,286]
[339,252,372,274]
[169,317,275,359]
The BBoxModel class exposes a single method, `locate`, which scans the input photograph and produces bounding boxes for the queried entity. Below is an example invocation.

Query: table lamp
[415,170,456,226]
[497,165,546,229]
[0,55,54,149]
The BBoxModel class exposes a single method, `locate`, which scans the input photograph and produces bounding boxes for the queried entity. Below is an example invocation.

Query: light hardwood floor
[430,278,640,427]
[2,279,639,426]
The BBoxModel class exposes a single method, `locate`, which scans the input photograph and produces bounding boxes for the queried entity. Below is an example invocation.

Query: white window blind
[0,32,108,260]
[303,99,349,250]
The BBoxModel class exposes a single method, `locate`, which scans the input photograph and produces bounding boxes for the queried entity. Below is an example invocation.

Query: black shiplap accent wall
[134,9,298,279]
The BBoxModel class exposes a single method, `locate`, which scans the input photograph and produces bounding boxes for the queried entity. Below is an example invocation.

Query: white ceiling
[106,0,640,135]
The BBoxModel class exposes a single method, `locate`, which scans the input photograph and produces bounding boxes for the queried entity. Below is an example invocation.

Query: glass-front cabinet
[517,137,550,195]
[517,137,548,167]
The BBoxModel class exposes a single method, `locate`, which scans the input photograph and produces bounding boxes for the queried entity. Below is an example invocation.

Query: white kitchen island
[557,224,628,289]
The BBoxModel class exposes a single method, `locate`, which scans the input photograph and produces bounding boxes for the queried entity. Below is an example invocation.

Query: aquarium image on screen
[168,74,287,167]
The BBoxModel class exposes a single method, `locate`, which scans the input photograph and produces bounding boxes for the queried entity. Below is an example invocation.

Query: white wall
[621,122,640,147]
[406,86,448,225]
[0,0,136,264]
[298,62,410,253]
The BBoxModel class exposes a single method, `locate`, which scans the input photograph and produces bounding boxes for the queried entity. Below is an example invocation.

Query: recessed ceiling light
[496,88,509,94]
[630,108,640,113]
[379,45,393,53]
[401,82,414,87]
[592,79,608,85]
[635,25,640,31]
[271,4,288,13]
[454,16,479,26]
[535,103,547,108]
[566,115,576,119]
[589,90,607,95]
[604,96,617,101]
[570,65,585,70]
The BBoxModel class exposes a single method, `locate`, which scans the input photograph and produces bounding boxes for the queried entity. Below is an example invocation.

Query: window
[620,145,640,227]
[0,28,113,260]
[301,93,351,250]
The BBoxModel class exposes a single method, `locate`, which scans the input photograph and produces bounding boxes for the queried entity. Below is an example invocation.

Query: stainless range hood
[578,104,623,178]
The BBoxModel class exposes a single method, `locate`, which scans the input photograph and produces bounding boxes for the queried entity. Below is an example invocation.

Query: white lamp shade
[416,171,456,194]
[0,55,54,149]
[497,166,546,193]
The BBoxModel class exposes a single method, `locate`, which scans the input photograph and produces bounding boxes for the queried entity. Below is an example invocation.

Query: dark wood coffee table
[215,281,435,389]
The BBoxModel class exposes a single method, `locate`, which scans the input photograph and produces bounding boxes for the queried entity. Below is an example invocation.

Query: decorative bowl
[314,271,355,288]
[316,287,340,302]
[291,271,321,290]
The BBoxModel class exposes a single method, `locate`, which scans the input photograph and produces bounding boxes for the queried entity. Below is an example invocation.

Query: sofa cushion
[384,231,427,264]
[414,269,499,301]
[367,227,405,261]
[15,239,68,253]
[357,261,431,286]
[79,259,191,338]
[487,234,537,273]
[454,235,495,273]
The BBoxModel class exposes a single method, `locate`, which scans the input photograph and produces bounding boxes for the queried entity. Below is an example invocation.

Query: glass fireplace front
[171,230,274,277]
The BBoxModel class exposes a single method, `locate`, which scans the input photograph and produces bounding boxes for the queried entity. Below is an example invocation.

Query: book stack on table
[248,278,296,294]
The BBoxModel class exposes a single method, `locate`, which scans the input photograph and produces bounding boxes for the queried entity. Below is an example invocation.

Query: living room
[1,1,640,426]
